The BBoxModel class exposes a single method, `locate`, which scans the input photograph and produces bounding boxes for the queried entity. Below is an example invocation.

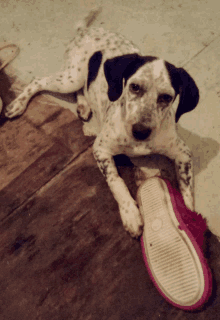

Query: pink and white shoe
[137,177,212,310]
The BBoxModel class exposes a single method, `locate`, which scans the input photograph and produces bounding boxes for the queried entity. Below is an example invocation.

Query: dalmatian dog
[4,9,199,238]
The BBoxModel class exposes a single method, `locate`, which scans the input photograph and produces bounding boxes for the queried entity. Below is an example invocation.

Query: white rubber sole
[138,178,206,308]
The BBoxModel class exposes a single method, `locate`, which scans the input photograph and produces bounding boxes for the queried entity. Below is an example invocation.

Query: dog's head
[104,54,199,141]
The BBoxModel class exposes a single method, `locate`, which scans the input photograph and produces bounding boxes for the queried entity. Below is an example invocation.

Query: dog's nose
[132,122,152,140]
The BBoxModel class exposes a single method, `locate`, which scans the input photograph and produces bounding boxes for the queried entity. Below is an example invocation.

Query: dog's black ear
[165,62,199,122]
[104,54,157,101]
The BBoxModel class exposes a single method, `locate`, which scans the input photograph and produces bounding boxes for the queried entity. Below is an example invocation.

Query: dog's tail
[75,7,102,32]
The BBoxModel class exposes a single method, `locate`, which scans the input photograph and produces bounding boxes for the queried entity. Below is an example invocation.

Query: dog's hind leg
[5,7,102,119]
[4,62,88,118]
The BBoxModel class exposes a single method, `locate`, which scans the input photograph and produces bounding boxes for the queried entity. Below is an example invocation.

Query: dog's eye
[157,94,173,104]
[129,83,140,93]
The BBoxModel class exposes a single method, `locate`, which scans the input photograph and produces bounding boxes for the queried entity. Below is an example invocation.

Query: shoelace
[0,43,20,113]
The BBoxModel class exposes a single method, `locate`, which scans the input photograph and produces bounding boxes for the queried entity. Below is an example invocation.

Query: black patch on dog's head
[165,62,199,122]
[104,54,157,101]
[87,51,103,90]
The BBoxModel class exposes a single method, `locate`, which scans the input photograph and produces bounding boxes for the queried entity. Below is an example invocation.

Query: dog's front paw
[5,99,27,118]
[119,200,144,238]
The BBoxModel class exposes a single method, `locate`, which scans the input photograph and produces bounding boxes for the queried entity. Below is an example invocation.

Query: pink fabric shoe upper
[165,179,207,249]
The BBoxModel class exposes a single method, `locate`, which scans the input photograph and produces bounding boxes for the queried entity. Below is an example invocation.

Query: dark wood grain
[0,146,220,320]
[0,117,94,220]
[0,141,72,219]
[0,148,157,320]
[0,115,53,190]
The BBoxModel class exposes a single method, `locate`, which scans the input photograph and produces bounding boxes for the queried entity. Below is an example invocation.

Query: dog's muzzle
[132,122,152,140]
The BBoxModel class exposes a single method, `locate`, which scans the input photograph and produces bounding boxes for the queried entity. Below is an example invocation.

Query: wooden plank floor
[1,72,220,320]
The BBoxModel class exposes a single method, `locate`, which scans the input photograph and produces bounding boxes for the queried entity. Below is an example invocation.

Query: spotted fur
[4,9,199,237]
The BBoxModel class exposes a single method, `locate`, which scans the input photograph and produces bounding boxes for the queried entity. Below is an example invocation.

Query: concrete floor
[1,0,220,238]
